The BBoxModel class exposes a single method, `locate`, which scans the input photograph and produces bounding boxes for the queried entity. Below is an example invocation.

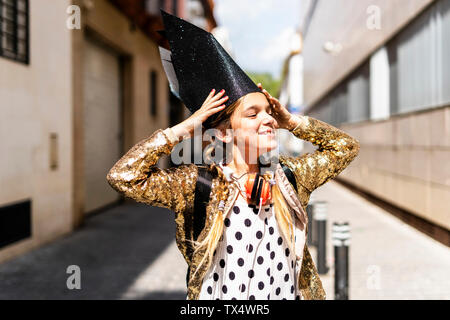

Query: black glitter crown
[158,9,261,126]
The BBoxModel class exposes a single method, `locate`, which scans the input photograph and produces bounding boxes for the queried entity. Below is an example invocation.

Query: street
[0,181,449,299]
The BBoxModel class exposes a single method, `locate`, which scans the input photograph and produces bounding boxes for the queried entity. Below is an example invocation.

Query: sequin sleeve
[280,116,360,201]
[106,129,197,215]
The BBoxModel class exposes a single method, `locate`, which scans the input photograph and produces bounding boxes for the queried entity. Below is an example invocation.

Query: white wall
[0,0,73,261]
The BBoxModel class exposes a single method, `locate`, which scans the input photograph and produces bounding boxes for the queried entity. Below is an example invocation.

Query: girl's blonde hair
[188,95,295,282]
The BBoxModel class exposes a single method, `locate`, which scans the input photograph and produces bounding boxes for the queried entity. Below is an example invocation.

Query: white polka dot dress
[199,195,300,300]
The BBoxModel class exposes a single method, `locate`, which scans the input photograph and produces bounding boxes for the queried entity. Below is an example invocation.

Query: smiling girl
[107,85,359,300]
[106,10,359,300]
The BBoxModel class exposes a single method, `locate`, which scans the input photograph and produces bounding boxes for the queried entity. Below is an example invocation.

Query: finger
[262,88,271,97]
[201,89,216,108]
[208,95,229,108]
[206,104,226,116]
[264,91,276,102]
[209,89,226,103]
[262,89,272,100]
[208,88,216,98]
[270,98,280,108]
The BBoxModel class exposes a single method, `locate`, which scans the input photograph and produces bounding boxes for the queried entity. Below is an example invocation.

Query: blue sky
[214,0,301,79]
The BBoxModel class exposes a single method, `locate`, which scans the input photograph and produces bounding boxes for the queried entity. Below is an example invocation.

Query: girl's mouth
[258,128,274,136]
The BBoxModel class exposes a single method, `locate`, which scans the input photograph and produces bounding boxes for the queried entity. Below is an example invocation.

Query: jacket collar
[215,161,307,230]
[186,161,309,299]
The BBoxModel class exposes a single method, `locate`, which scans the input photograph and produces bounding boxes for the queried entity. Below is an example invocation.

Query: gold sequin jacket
[106,116,360,300]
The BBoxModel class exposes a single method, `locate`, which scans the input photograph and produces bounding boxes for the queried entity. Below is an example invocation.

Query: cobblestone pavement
[0,181,448,300]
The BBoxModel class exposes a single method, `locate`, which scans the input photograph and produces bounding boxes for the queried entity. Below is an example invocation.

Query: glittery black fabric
[159,10,261,124]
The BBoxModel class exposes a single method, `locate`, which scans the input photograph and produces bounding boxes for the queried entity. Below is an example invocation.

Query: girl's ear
[215,127,233,144]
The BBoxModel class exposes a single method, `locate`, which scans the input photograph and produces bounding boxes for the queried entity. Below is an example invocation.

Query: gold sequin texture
[107,116,360,300]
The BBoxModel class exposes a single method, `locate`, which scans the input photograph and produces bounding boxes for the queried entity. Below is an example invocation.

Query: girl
[107,84,360,300]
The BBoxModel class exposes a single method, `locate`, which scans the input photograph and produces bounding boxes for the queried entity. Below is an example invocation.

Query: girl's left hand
[257,83,298,131]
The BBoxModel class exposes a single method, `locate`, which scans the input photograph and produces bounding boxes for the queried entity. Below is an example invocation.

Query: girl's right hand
[171,89,229,139]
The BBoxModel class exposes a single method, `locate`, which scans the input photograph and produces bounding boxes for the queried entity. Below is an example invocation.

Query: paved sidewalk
[0,202,188,300]
[309,181,450,300]
[0,181,448,299]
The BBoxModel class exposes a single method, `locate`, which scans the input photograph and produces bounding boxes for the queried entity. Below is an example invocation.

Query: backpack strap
[193,166,214,240]
[282,164,298,193]
[187,165,214,287]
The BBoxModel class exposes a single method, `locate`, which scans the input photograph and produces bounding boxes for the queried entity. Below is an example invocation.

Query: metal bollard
[314,201,329,274]
[332,222,350,300]
[306,193,316,246]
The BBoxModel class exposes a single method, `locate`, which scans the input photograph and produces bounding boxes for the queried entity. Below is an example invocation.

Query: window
[0,200,31,249]
[387,0,450,114]
[0,0,29,64]
[150,70,158,116]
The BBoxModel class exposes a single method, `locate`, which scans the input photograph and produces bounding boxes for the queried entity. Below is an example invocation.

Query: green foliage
[246,71,282,98]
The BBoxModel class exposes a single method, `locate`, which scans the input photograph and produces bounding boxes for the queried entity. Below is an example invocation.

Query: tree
[246,72,282,98]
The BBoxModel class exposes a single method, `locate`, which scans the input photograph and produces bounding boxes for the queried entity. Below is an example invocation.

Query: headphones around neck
[244,173,271,206]
[220,162,273,206]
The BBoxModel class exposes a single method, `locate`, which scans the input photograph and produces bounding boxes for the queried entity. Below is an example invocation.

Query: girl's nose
[262,112,276,127]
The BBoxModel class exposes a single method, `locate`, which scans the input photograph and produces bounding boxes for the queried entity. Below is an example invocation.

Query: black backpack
[186,164,298,286]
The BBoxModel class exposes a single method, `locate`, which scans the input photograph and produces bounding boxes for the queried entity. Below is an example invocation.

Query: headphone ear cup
[244,173,272,205]
[260,180,271,205]
[254,176,264,204]
[245,173,256,202]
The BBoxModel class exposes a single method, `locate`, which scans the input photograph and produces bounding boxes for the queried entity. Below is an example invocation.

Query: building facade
[0,0,216,263]
[301,0,449,237]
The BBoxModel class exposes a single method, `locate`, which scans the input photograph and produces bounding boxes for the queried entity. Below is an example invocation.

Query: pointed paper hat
[158,9,261,126]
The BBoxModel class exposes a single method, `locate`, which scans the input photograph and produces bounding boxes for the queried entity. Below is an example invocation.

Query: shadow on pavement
[0,202,185,299]
[129,290,187,300]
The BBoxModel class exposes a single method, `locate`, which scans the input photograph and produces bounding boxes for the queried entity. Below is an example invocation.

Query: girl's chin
[256,143,278,155]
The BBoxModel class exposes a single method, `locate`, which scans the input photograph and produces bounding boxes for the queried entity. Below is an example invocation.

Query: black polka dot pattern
[257,256,264,264]
[198,196,297,300]
[278,237,283,245]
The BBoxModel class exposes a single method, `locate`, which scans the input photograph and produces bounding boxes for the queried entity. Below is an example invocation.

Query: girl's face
[229,92,279,161]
